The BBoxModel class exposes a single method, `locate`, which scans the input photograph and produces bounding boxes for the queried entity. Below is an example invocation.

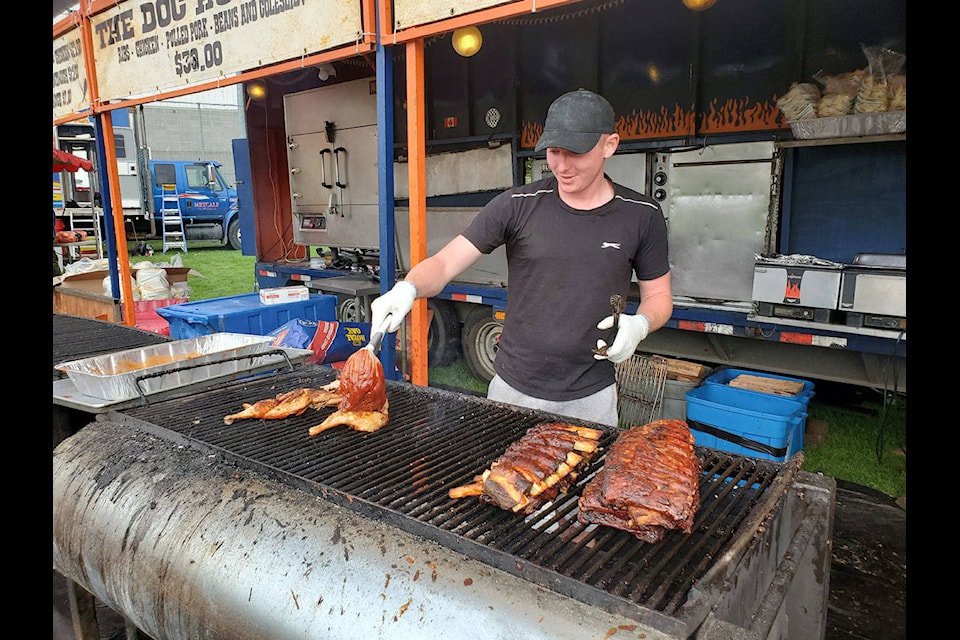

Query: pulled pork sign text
[91,0,362,102]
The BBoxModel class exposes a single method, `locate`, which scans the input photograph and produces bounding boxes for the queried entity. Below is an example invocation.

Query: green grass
[125,239,257,301]
[127,238,907,500]
[803,391,906,497]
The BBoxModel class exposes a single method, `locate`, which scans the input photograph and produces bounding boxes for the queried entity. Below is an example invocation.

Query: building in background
[139,86,246,186]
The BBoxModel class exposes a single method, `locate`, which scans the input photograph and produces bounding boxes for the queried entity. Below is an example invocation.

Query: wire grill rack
[615,353,669,428]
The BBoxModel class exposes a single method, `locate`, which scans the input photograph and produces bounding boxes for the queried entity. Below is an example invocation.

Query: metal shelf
[777,133,905,148]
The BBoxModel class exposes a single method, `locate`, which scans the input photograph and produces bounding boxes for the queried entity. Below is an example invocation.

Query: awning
[54,148,93,173]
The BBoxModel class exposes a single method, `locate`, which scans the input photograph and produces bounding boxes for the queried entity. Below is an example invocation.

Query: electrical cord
[874,329,905,463]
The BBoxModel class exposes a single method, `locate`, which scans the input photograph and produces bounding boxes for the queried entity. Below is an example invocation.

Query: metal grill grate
[118,363,788,628]
[615,353,668,428]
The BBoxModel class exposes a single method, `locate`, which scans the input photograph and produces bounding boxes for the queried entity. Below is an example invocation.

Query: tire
[338,296,366,322]
[461,305,501,383]
[226,218,242,250]
[427,299,462,367]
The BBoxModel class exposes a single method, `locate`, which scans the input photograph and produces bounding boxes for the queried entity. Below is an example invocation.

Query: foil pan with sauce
[55,333,276,401]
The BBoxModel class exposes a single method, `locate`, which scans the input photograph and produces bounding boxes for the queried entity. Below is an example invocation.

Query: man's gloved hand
[593,313,650,364]
[370,280,418,334]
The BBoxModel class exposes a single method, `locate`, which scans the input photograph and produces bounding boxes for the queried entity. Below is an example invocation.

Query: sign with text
[53,26,91,121]
[91,0,364,102]
[393,0,512,30]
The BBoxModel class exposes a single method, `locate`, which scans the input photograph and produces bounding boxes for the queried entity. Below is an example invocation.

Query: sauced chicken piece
[308,401,390,436]
[223,382,340,425]
[336,348,386,412]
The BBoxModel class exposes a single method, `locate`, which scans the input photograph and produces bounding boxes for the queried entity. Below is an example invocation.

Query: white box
[259,286,310,305]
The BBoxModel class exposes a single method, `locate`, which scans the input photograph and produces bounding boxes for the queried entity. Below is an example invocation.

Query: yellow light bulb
[246,82,267,100]
[682,0,717,10]
[452,26,482,57]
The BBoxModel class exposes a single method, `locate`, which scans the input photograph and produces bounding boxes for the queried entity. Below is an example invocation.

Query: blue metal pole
[93,116,120,299]
[375,0,400,381]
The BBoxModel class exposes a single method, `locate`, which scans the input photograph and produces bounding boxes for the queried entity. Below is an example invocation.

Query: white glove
[370,280,418,334]
[593,313,650,364]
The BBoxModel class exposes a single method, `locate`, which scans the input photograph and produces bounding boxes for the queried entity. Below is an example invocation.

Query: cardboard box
[259,285,310,305]
[54,267,192,295]
[53,267,195,323]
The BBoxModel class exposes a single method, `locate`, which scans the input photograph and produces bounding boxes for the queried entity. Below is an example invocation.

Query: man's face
[545,133,619,195]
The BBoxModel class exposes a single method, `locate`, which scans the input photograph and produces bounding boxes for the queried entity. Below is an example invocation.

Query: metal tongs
[591,294,626,357]
[364,317,392,354]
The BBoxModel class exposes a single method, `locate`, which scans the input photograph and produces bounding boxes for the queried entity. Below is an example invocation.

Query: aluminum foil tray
[789,111,905,140]
[54,333,277,402]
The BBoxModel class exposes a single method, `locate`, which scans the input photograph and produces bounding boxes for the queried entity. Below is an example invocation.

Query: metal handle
[319,148,332,189]
[334,147,347,188]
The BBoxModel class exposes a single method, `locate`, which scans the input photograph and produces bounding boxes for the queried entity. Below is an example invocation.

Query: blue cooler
[704,367,815,404]
[158,293,338,339]
[685,384,808,462]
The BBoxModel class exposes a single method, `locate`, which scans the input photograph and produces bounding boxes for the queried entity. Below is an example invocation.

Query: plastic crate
[157,293,338,340]
[685,384,807,462]
[705,367,815,404]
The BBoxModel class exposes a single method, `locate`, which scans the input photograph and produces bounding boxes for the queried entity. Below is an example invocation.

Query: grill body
[53,319,835,639]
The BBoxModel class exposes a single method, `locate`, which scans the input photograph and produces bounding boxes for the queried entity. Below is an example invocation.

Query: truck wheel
[461,306,501,383]
[338,297,366,322]
[427,300,461,367]
[227,219,242,250]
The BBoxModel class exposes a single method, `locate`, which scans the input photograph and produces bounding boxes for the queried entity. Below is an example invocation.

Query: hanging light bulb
[246,82,267,100]
[682,0,717,10]
[452,26,482,57]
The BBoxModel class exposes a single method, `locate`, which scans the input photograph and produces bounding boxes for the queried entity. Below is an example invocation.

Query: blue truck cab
[150,160,241,249]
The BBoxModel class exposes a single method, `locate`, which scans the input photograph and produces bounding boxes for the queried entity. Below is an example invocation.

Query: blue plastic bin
[157,293,338,340]
[705,367,815,404]
[685,384,807,462]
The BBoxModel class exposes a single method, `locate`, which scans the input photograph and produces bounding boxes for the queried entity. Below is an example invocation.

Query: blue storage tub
[705,367,815,404]
[157,293,338,340]
[685,384,807,462]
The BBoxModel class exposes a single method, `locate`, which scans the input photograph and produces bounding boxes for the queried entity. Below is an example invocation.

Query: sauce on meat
[337,348,386,411]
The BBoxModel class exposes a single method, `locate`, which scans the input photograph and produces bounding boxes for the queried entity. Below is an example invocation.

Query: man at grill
[371,89,672,427]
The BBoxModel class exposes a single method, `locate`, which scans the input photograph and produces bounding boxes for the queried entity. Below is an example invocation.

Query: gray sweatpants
[487,375,619,427]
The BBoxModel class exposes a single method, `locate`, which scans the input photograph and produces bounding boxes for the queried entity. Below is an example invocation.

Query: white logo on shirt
[601,242,621,250]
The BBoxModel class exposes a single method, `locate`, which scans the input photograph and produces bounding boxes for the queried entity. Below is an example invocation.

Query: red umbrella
[53,147,93,173]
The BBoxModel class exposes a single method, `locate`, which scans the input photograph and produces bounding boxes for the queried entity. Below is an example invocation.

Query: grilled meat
[223,383,340,425]
[449,422,603,514]
[306,348,390,435]
[578,419,701,543]
[337,347,386,412]
[308,401,390,435]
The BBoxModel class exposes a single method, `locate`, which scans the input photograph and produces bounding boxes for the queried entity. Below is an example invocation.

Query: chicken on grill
[223,383,341,425]
[578,419,701,543]
[449,422,604,514]
[308,347,389,435]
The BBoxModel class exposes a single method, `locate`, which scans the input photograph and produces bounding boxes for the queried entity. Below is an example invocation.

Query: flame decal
[520,95,787,148]
[699,97,784,133]
[783,280,801,302]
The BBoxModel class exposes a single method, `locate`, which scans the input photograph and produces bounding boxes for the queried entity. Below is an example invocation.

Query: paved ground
[53,479,906,640]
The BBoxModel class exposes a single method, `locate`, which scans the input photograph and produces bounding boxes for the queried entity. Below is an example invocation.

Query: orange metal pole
[97,112,137,327]
[405,39,429,387]
[77,0,136,327]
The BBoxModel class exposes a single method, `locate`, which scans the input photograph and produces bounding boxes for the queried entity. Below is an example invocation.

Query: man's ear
[603,133,620,158]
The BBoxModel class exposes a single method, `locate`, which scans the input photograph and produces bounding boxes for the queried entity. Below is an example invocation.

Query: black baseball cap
[534,89,616,154]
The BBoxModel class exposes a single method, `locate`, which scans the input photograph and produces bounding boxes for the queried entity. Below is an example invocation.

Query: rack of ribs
[449,422,604,514]
[578,419,701,543]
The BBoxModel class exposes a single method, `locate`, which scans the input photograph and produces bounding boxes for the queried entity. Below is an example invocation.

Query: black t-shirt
[462,176,669,401]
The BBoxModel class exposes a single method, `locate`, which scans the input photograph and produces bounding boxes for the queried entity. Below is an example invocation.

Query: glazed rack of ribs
[578,418,701,543]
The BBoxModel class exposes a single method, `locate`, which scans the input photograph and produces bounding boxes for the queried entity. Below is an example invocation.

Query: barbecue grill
[53,316,835,640]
